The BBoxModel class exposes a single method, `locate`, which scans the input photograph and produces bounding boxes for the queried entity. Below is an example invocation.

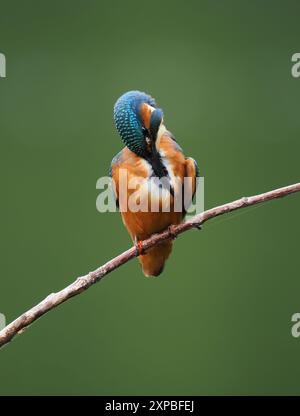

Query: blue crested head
[113,90,163,157]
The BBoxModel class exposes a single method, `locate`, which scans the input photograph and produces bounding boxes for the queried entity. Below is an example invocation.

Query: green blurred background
[1,0,300,395]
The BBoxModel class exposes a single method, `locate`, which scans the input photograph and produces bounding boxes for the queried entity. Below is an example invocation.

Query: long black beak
[145,109,174,197]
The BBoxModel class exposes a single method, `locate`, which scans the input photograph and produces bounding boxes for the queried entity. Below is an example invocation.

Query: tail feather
[139,241,173,277]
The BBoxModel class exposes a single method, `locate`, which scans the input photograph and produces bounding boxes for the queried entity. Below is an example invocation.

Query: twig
[0,183,299,349]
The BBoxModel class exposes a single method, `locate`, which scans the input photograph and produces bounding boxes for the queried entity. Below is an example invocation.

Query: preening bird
[110,91,199,277]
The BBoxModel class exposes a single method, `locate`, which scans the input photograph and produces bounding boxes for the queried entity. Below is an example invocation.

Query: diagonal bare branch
[0,182,299,349]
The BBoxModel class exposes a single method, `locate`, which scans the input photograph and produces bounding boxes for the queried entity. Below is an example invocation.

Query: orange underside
[121,209,183,277]
[111,132,198,277]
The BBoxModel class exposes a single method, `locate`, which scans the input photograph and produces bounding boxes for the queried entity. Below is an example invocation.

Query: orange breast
[111,136,186,241]
[110,134,195,276]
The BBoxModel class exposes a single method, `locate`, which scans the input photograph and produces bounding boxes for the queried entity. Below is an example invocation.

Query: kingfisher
[110,91,199,277]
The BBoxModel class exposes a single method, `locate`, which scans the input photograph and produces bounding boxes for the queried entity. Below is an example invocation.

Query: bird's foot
[195,223,202,231]
[168,225,178,240]
[134,237,144,256]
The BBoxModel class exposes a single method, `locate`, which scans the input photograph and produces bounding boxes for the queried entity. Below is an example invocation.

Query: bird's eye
[142,127,148,137]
